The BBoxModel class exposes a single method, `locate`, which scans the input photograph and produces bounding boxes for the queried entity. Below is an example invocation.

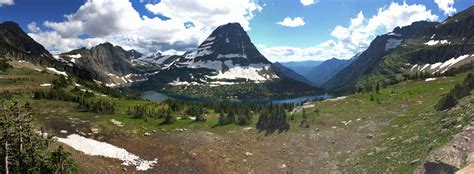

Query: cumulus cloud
[434,0,457,16]
[27,22,41,33]
[29,0,262,54]
[0,0,14,6]
[260,2,439,62]
[276,17,305,27]
[300,0,317,6]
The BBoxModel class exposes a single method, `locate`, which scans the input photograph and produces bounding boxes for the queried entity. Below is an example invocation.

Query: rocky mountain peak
[188,22,270,65]
[0,21,51,57]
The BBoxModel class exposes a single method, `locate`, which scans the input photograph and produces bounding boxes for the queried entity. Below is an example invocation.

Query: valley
[0,2,474,174]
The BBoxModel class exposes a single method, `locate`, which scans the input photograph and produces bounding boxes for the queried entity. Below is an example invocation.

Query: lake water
[141,91,170,103]
[142,91,332,105]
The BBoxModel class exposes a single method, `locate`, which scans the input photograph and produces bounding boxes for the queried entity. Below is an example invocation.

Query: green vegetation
[256,106,290,134]
[0,100,76,173]
[0,58,12,72]
[435,73,474,110]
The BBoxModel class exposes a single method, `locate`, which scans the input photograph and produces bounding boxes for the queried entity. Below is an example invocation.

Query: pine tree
[375,82,380,94]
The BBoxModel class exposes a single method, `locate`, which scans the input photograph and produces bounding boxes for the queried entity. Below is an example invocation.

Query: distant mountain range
[2,6,473,98]
[304,58,352,86]
[278,60,323,76]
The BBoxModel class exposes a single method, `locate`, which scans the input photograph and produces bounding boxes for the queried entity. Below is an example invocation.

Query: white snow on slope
[168,78,200,86]
[196,46,213,57]
[67,54,82,59]
[46,67,68,77]
[385,38,403,51]
[411,54,473,74]
[424,40,451,46]
[207,63,278,82]
[425,78,437,81]
[388,32,402,37]
[205,37,216,42]
[217,53,247,59]
[40,83,52,87]
[57,134,157,171]
[187,60,223,70]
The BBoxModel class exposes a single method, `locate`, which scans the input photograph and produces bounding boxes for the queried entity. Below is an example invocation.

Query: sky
[0,0,472,62]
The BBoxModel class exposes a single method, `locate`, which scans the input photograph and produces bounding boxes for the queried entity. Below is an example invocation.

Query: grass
[4,61,473,173]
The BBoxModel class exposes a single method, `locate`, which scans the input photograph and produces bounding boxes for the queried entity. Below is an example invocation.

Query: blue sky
[0,0,472,61]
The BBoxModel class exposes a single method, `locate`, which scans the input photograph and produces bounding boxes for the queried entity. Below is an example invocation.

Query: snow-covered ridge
[424,40,451,46]
[411,54,474,74]
[57,134,157,171]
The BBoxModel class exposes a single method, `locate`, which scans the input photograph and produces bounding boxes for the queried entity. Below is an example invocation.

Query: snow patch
[217,53,247,59]
[57,134,157,171]
[40,83,52,87]
[385,38,403,51]
[168,78,200,86]
[411,54,473,74]
[204,37,216,42]
[187,60,223,70]
[46,67,68,77]
[425,78,437,82]
[424,40,450,46]
[207,63,278,82]
[388,32,402,37]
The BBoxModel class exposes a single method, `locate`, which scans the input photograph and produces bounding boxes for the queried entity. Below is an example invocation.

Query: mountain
[137,23,324,99]
[305,58,351,86]
[272,62,313,85]
[60,43,146,86]
[279,60,323,76]
[0,21,92,80]
[323,6,474,92]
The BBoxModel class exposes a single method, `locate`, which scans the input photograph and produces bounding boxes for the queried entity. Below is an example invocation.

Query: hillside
[60,43,145,86]
[0,21,93,80]
[324,6,474,92]
[305,58,351,86]
[1,55,472,173]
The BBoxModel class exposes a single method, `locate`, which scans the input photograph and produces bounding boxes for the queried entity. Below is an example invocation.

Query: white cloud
[258,40,354,62]
[434,0,457,16]
[276,17,305,27]
[145,0,262,31]
[0,0,14,6]
[30,0,262,54]
[300,0,317,6]
[27,22,41,33]
[260,2,439,62]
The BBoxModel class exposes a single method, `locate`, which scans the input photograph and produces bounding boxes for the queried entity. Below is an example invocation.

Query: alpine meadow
[0,0,474,173]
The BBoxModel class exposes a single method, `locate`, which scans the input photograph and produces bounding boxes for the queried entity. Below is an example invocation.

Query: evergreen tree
[375,82,380,94]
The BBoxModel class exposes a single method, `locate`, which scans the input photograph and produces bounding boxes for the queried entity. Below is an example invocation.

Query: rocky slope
[323,6,474,91]
[0,21,92,80]
[60,43,145,86]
